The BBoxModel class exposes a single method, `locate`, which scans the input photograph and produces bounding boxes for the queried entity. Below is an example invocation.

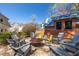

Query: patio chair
[6,34,31,56]
[30,32,35,38]
[61,43,79,54]
[69,33,79,43]
[6,34,26,46]
[7,38,26,47]
[10,42,31,56]
[49,45,73,56]
[49,33,79,56]
[53,32,64,44]
[11,34,19,39]
[62,33,79,45]
[6,38,15,44]
[11,34,21,42]
[60,33,79,55]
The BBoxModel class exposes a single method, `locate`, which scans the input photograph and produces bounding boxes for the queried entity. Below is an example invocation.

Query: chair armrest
[53,38,59,40]
[48,45,70,56]
[74,50,79,55]
[10,43,30,50]
[20,39,25,42]
[62,43,79,50]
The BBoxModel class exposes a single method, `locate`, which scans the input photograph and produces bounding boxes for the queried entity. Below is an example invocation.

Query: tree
[50,3,78,17]
[50,3,79,17]
[31,14,36,23]
[22,23,36,36]
[71,3,79,12]
[50,3,73,17]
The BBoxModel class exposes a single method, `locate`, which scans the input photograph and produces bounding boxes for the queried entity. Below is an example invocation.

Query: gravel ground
[30,45,51,56]
[0,37,60,56]
[0,45,52,56]
[0,45,15,56]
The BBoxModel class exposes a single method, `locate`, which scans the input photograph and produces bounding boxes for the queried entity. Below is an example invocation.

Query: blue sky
[0,3,51,24]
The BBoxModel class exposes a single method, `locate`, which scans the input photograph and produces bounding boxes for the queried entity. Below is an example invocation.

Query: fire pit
[31,38,44,47]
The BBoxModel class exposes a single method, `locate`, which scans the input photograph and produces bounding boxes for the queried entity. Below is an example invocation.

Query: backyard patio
[0,37,60,56]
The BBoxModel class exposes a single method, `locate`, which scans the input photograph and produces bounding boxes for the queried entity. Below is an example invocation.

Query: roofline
[53,17,78,22]
[51,11,79,21]
[0,13,9,20]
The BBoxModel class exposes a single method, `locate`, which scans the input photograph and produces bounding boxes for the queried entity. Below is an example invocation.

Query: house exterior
[44,11,79,39]
[0,13,10,32]
[9,23,24,32]
[45,26,55,35]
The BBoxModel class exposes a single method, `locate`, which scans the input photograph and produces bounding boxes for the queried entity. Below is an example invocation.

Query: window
[0,18,3,22]
[65,21,72,29]
[56,22,62,29]
[1,29,3,32]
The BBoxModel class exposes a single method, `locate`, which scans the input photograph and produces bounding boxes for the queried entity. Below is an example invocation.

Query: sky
[0,3,51,24]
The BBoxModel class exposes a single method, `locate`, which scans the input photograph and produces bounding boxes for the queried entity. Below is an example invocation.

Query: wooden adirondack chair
[10,43,31,56]
[49,33,79,56]
[53,32,64,44]
[7,38,31,56]
[61,33,79,46]
[49,45,72,56]
[6,35,31,56]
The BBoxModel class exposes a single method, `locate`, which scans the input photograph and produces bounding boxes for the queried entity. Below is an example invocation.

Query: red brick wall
[44,18,79,39]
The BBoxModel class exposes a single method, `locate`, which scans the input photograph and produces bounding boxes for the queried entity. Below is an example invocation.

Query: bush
[22,23,36,37]
[0,32,12,44]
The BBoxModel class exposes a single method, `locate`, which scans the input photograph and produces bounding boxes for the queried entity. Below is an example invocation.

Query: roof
[0,13,9,20]
[51,11,79,21]
[0,13,10,27]
[44,19,54,26]
[44,21,54,26]
[44,11,79,26]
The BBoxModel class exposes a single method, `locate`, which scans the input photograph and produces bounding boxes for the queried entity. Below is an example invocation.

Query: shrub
[22,23,36,37]
[0,32,12,44]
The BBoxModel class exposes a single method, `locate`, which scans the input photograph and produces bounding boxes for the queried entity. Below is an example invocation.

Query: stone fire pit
[31,38,44,47]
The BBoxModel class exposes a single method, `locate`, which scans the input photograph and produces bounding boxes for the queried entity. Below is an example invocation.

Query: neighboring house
[44,11,79,39]
[0,13,10,32]
[9,23,24,32]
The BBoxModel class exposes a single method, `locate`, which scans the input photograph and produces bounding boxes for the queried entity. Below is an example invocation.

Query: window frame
[56,21,62,30]
[65,20,72,29]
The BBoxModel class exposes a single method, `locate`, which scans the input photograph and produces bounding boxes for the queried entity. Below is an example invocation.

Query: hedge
[0,32,12,44]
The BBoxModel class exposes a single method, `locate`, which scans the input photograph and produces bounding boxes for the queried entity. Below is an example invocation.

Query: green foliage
[50,3,79,17]
[0,32,12,44]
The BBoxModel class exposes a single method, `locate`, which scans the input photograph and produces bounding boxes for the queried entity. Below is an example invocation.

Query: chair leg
[14,52,17,56]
